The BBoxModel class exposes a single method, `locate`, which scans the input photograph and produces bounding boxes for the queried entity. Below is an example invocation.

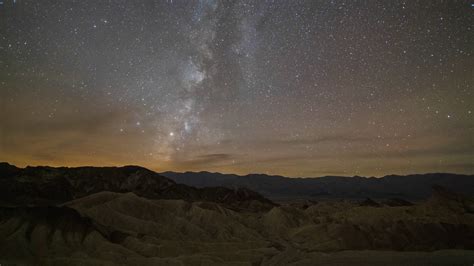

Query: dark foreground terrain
[1,162,473,265]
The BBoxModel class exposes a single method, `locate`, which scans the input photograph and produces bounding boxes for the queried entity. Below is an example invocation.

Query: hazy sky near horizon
[0,0,473,177]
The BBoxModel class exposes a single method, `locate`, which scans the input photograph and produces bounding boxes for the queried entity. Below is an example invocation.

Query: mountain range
[161,171,474,200]
[0,162,274,211]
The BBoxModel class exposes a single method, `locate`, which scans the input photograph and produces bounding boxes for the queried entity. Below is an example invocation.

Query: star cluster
[0,0,472,177]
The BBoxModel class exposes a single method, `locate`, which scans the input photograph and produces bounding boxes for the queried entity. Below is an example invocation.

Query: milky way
[0,0,472,177]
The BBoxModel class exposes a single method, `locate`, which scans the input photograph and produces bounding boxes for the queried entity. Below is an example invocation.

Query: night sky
[1,0,472,177]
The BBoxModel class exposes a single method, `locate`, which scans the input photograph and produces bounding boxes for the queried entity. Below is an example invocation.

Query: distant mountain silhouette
[0,162,275,211]
[161,171,474,200]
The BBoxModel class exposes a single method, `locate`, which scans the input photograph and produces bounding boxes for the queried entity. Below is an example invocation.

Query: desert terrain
[1,163,473,265]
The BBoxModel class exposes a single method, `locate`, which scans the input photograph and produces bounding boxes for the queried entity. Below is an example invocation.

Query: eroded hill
[0,163,473,265]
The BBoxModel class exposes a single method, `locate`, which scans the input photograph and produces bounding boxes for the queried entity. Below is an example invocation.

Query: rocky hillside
[0,162,275,211]
[1,188,474,265]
